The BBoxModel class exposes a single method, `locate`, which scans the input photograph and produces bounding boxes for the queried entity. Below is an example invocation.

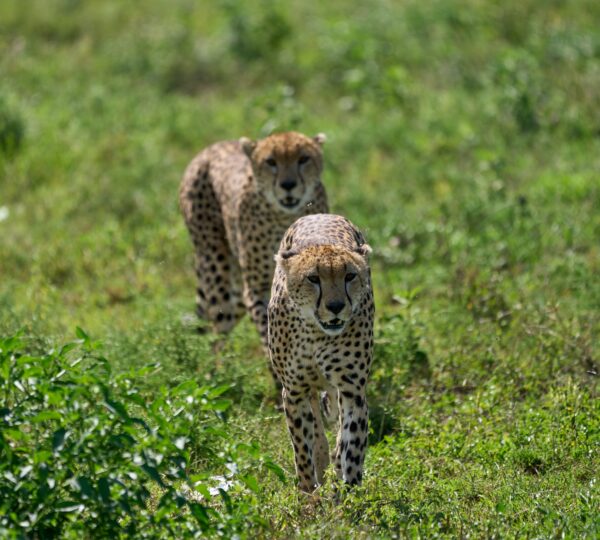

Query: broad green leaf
[0,334,24,353]
[58,342,79,356]
[52,428,67,453]
[56,501,84,513]
[218,488,233,513]
[173,380,197,395]
[189,502,210,529]
[191,482,212,501]
[76,476,95,499]
[117,497,132,516]
[30,410,62,423]
[124,393,146,408]
[2,428,25,442]
[264,460,287,482]
[141,464,165,487]
[103,398,130,421]
[203,426,229,438]
[98,477,111,504]
[204,399,231,412]
[206,385,232,399]
[75,327,89,341]
[133,363,161,377]
[19,465,33,479]
[33,450,53,464]
[240,474,260,493]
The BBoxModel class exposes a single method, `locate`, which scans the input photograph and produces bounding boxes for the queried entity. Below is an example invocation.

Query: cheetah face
[240,132,326,214]
[277,244,371,336]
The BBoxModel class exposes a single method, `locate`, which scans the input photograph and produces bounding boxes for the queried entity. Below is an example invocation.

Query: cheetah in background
[179,132,329,369]
[268,214,374,492]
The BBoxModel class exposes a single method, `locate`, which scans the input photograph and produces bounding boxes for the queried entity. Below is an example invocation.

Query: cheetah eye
[265,157,277,168]
[298,155,310,165]
[307,275,320,285]
[345,273,357,283]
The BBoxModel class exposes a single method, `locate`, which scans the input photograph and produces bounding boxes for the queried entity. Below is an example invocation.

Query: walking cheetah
[179,132,329,363]
[268,214,374,492]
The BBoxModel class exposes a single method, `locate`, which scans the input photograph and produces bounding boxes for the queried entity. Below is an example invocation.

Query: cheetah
[179,132,329,364]
[268,214,374,492]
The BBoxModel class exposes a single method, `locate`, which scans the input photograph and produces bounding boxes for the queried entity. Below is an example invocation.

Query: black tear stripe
[344,263,353,309]
[315,264,322,309]
[345,284,353,309]
[298,168,306,187]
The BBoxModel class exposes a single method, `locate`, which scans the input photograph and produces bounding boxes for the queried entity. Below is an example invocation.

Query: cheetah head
[240,131,326,214]
[276,244,371,336]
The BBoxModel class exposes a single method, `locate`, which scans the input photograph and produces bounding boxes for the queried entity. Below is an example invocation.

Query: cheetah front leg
[192,250,245,333]
[282,388,317,492]
[309,391,329,484]
[334,388,369,486]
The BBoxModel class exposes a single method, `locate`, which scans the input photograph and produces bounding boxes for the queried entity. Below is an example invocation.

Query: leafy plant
[0,329,283,538]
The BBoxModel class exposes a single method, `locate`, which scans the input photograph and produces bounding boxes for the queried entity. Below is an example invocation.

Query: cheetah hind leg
[193,250,245,335]
[183,166,244,335]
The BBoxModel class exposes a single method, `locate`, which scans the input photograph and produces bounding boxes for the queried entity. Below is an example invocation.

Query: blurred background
[1,0,598,336]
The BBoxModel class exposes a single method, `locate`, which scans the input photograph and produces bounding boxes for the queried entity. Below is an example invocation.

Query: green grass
[1,0,599,537]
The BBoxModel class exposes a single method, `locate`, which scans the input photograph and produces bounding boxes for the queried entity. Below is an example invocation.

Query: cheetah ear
[313,133,326,146]
[355,244,372,257]
[239,137,257,158]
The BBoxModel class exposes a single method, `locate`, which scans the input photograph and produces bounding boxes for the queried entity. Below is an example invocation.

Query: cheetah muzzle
[280,195,300,209]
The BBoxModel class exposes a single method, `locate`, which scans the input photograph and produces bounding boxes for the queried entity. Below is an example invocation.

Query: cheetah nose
[326,300,345,315]
[280,178,297,191]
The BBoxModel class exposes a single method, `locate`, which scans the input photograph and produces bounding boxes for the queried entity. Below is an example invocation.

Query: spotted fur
[179,132,329,379]
[268,214,374,492]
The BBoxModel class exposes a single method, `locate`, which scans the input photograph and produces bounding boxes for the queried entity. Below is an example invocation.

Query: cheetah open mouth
[318,318,345,333]
[280,196,300,208]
